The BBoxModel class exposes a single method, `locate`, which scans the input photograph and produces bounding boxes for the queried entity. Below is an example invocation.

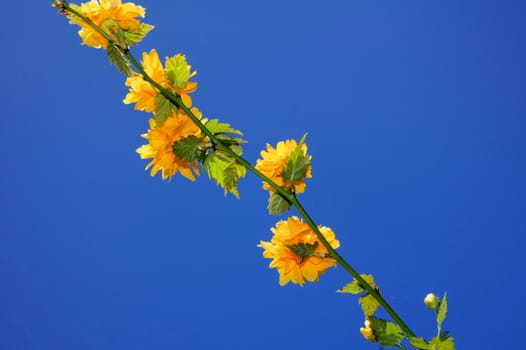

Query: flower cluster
[258,216,340,286]
[65,0,152,49]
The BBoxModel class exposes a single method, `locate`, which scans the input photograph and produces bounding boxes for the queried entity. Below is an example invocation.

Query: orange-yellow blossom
[123,50,198,112]
[255,139,312,194]
[68,0,148,48]
[258,216,339,286]
[136,108,202,181]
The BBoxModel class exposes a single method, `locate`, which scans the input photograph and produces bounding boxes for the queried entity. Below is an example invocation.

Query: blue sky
[3,0,526,349]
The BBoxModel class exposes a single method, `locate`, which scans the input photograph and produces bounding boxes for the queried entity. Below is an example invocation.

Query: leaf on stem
[172,135,206,162]
[359,294,381,317]
[205,119,243,136]
[437,292,448,331]
[165,54,195,87]
[107,44,132,76]
[121,23,154,46]
[368,317,405,347]
[267,192,291,215]
[429,336,456,350]
[282,133,311,183]
[410,337,430,349]
[337,274,377,294]
[154,94,176,125]
[202,151,246,198]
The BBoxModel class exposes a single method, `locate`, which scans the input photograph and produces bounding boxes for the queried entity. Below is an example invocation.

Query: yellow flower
[123,50,198,112]
[360,320,377,342]
[136,108,202,181]
[68,0,148,48]
[123,49,168,113]
[258,216,339,286]
[255,139,312,194]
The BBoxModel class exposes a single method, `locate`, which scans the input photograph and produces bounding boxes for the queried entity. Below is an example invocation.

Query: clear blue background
[3,0,526,349]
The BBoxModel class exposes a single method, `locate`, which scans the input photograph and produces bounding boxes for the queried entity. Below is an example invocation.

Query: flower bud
[359,319,377,342]
[424,293,440,310]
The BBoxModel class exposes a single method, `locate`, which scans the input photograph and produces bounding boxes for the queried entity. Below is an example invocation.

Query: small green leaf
[165,54,195,87]
[337,274,377,294]
[359,294,381,317]
[437,292,448,332]
[205,119,243,136]
[437,337,455,350]
[154,94,175,125]
[203,151,246,198]
[337,281,364,294]
[287,241,319,261]
[172,135,206,162]
[107,44,131,76]
[368,317,404,347]
[267,192,291,215]
[282,135,311,183]
[410,337,429,349]
[122,23,154,46]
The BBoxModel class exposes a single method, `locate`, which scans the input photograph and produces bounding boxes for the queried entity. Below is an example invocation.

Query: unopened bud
[359,319,377,342]
[424,293,440,310]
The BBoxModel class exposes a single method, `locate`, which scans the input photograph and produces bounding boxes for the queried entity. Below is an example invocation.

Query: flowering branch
[54,1,458,348]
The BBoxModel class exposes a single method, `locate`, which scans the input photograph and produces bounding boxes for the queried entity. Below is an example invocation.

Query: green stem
[61,1,416,338]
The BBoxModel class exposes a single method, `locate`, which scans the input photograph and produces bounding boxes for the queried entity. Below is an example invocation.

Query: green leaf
[410,337,429,349]
[154,94,175,125]
[203,151,246,198]
[107,44,131,76]
[337,281,364,294]
[267,192,291,215]
[359,294,381,317]
[337,274,377,294]
[165,54,195,87]
[437,292,448,332]
[429,336,455,350]
[368,317,404,347]
[282,135,311,183]
[122,23,154,46]
[205,119,243,136]
[287,241,319,261]
[172,136,206,162]
[437,337,455,350]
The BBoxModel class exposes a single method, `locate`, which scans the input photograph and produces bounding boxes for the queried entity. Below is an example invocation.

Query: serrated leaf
[368,317,404,347]
[359,294,381,317]
[172,135,206,162]
[154,94,175,125]
[267,193,291,215]
[282,139,311,183]
[337,274,377,294]
[107,45,131,76]
[337,281,364,294]
[410,337,429,349]
[122,23,154,46]
[437,337,455,350]
[360,274,378,290]
[165,54,195,87]
[437,292,448,331]
[205,119,243,136]
[203,151,246,198]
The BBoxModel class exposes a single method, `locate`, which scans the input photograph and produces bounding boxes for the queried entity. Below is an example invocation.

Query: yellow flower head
[68,0,149,48]
[123,49,168,113]
[123,50,198,112]
[136,108,202,181]
[258,216,339,286]
[255,139,312,194]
